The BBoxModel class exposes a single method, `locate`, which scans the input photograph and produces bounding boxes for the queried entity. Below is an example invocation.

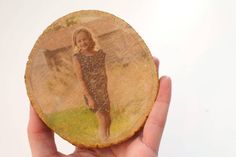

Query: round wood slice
[25,10,159,148]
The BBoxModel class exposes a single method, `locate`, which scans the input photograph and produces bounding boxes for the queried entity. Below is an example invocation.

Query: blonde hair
[72,28,96,53]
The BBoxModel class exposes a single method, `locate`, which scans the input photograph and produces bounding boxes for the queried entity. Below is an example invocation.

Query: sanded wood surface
[25,10,158,148]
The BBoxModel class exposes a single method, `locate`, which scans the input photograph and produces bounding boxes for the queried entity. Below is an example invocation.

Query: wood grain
[25,10,158,148]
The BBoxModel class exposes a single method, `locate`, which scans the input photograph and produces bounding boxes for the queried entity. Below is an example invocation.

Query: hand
[84,95,96,110]
[28,58,172,157]
[87,96,95,110]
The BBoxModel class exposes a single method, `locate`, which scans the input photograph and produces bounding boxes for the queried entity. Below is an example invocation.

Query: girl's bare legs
[96,111,111,141]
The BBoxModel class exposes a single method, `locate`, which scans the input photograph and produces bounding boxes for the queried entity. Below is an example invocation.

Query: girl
[72,28,111,140]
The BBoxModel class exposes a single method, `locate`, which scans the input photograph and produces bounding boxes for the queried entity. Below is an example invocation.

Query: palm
[28,58,171,157]
[70,135,157,157]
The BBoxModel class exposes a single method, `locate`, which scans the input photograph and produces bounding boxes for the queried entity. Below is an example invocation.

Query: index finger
[142,76,172,152]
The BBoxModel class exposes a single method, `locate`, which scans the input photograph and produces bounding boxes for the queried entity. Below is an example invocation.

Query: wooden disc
[25,10,158,148]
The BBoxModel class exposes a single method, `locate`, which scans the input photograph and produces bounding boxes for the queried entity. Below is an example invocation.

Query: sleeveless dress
[74,49,110,113]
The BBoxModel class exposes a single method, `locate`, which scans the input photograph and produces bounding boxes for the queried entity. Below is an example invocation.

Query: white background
[0,0,236,156]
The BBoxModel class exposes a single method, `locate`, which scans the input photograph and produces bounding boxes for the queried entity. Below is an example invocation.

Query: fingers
[142,76,172,153]
[28,106,59,157]
[153,57,159,72]
[73,148,98,157]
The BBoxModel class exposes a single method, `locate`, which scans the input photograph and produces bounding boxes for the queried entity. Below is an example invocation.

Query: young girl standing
[72,28,111,140]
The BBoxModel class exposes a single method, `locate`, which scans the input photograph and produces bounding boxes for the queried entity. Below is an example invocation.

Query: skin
[28,57,172,157]
[75,31,96,56]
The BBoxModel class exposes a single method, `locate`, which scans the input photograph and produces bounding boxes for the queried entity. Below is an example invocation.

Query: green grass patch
[45,106,99,143]
[44,102,144,145]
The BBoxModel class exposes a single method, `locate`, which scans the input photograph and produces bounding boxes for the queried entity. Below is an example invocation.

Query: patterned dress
[74,49,110,113]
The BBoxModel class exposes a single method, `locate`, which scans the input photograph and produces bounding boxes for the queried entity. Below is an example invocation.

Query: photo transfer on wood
[25,10,159,148]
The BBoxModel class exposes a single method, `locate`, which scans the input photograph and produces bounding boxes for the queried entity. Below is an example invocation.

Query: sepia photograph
[25,10,158,147]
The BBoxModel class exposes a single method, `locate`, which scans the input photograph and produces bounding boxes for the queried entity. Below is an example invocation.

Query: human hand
[28,57,172,157]
[87,97,96,110]
[84,95,96,110]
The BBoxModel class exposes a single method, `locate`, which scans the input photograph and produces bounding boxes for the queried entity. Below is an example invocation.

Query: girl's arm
[72,56,93,99]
